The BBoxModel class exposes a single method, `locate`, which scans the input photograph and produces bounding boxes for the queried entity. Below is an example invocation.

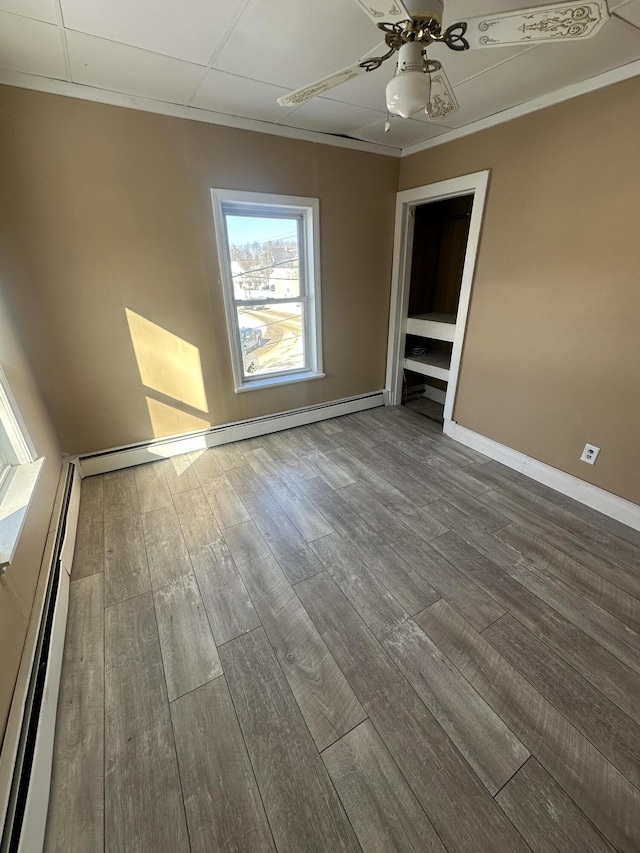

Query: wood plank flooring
[45,406,640,853]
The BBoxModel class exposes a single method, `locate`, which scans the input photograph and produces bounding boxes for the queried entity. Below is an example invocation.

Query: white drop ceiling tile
[426,41,529,87]
[614,0,640,27]
[278,98,383,135]
[444,15,640,128]
[191,70,292,122]
[351,117,452,148]
[444,0,562,19]
[60,0,246,65]
[0,0,56,23]
[215,0,382,89]
[66,31,205,104]
[0,11,65,77]
[324,62,395,112]
[441,74,528,128]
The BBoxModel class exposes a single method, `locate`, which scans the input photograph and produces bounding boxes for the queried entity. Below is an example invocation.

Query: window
[211,189,323,392]
[0,365,42,572]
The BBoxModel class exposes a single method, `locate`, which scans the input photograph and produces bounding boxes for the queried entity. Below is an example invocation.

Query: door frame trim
[385,170,490,420]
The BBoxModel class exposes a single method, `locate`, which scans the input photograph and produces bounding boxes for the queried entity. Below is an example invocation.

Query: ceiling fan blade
[462,1,608,48]
[427,66,458,120]
[351,0,411,26]
[277,62,369,107]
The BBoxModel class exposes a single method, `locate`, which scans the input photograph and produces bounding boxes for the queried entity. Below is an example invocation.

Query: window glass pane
[225,214,301,300]
[0,410,13,487]
[0,416,13,467]
[237,304,305,377]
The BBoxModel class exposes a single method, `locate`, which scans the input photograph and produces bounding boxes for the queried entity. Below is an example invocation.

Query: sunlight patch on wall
[146,397,210,439]
[126,308,209,412]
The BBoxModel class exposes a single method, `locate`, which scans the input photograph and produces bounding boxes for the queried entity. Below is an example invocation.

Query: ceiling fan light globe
[385,70,431,119]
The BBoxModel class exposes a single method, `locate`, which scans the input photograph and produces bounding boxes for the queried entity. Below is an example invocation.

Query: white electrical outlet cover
[580,444,600,465]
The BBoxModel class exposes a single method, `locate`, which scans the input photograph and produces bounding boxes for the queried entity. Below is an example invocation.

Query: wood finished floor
[44,406,640,853]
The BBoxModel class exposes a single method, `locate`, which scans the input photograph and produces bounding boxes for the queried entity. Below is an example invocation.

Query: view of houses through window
[227,214,305,378]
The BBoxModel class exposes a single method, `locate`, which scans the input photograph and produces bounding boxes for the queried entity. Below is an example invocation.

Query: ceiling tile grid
[613,0,640,26]
[60,0,247,65]
[191,69,294,123]
[65,30,206,104]
[0,0,56,23]
[276,97,384,136]
[0,0,638,151]
[354,117,455,148]
[213,0,382,90]
[0,10,66,78]
[442,15,640,129]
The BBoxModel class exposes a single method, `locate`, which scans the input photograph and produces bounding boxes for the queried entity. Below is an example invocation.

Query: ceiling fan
[277,1,609,123]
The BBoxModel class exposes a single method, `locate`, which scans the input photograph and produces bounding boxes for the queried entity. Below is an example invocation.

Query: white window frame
[211,188,324,393]
[0,365,43,573]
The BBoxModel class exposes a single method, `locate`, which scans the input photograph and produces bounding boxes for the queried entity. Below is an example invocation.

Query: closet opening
[386,171,489,434]
[402,194,473,427]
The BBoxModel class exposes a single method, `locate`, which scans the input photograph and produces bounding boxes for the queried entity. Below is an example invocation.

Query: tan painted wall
[0,286,61,742]
[0,85,399,455]
[400,76,640,505]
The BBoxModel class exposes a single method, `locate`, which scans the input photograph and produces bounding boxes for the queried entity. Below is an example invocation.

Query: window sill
[0,457,45,573]
[235,371,325,394]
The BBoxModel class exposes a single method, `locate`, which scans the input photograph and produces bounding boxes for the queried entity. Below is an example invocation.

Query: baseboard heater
[0,462,81,853]
[78,390,386,477]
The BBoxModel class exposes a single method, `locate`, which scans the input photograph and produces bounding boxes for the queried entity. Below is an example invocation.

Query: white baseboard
[76,391,385,477]
[19,568,70,853]
[17,465,80,853]
[444,419,640,532]
[1,463,80,850]
[422,386,446,405]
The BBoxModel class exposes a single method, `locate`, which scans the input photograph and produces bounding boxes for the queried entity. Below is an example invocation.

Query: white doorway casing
[385,170,490,422]
[384,171,640,532]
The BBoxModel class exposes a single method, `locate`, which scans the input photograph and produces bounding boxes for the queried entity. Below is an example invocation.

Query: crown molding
[3,57,639,161]
[401,58,640,157]
[0,70,401,159]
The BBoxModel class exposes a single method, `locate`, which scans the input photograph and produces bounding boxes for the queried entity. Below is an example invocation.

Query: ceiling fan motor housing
[405,0,444,24]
